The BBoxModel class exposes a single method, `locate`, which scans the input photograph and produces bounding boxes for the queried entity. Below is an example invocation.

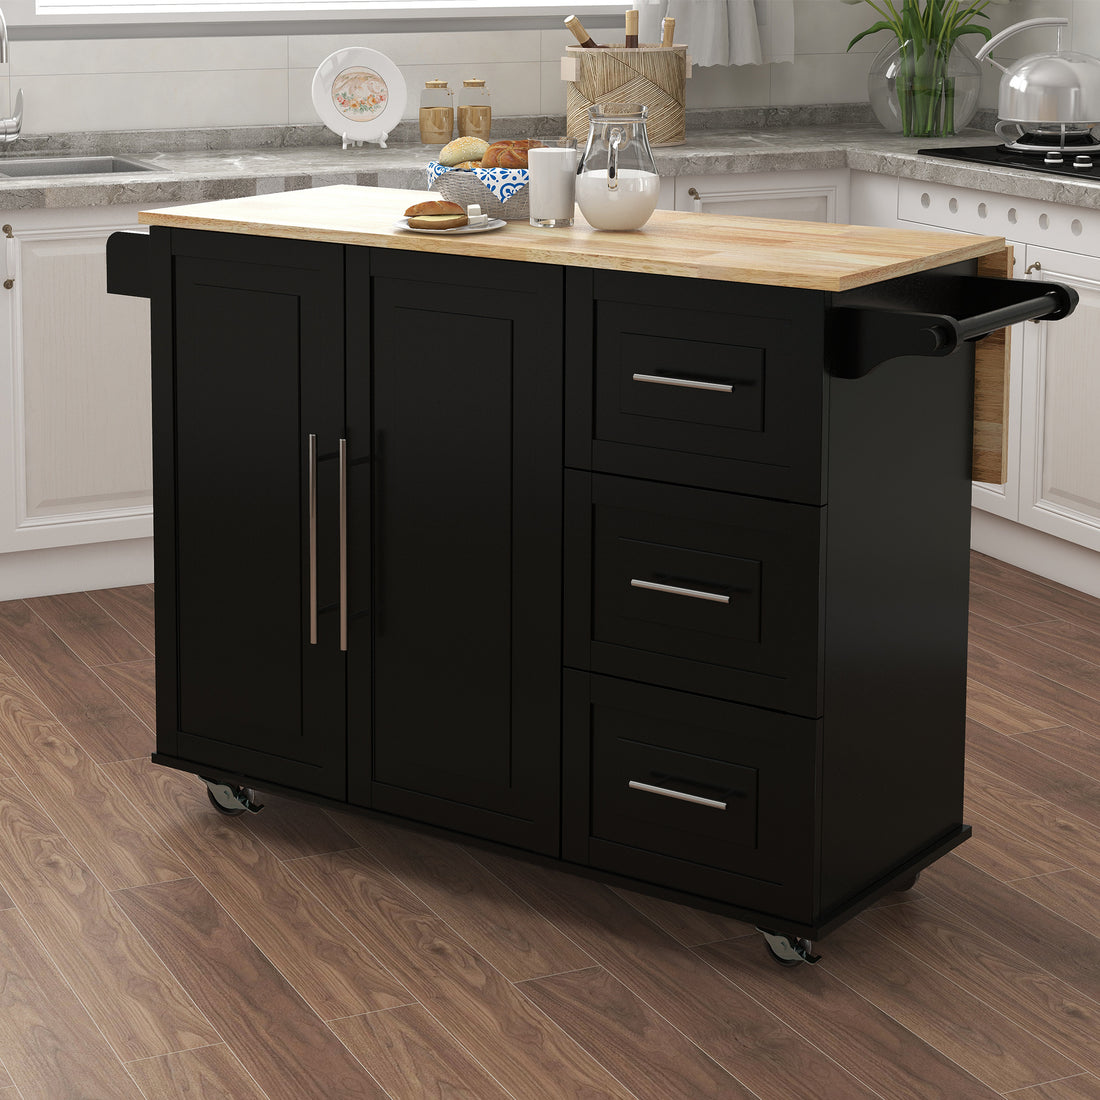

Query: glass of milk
[528,138,579,228]
[575,103,660,231]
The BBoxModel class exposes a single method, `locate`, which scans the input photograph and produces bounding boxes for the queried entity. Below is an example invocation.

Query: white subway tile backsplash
[541,28,577,61]
[794,0,884,55]
[13,5,1043,136]
[19,69,289,134]
[12,36,288,77]
[771,51,869,105]
[288,30,541,70]
[687,62,771,108]
[1072,0,1100,55]
[288,68,319,126]
[540,60,566,115]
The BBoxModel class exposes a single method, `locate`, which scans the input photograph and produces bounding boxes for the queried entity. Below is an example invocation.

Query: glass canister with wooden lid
[419,79,454,144]
[457,78,492,141]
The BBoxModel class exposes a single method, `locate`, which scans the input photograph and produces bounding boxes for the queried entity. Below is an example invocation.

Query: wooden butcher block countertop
[139,184,1006,293]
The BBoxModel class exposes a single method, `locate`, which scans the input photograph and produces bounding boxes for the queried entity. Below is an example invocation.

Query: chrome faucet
[0,7,23,144]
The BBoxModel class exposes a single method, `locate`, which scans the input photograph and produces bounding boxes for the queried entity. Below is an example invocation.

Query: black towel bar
[827,273,1078,379]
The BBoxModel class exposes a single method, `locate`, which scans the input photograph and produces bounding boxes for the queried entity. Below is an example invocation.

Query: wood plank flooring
[0,554,1097,1098]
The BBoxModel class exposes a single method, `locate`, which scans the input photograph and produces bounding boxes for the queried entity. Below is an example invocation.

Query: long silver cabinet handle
[339,437,348,653]
[632,372,733,393]
[630,578,730,604]
[628,780,727,811]
[308,433,318,645]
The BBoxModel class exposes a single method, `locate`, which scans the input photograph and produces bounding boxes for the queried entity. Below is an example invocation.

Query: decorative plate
[311,47,407,144]
[393,218,507,236]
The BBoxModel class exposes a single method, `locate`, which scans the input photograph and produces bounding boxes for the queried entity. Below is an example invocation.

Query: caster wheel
[207,786,247,816]
[201,776,263,815]
[757,927,822,966]
[764,939,806,967]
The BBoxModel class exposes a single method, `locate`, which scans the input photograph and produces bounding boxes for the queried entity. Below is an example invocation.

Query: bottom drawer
[564,671,819,921]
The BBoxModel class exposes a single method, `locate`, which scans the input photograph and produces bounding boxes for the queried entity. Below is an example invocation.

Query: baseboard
[971,510,1100,599]
[1,519,1092,604]
[0,537,153,599]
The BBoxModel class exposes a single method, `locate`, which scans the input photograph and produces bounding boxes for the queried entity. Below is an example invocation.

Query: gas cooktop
[919,144,1100,180]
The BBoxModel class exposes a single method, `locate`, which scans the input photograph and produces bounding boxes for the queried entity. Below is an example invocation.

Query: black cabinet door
[154,230,347,799]
[360,250,563,854]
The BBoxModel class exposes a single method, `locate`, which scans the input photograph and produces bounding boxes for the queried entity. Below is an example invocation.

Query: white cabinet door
[0,206,152,553]
[1017,244,1100,553]
[674,169,850,223]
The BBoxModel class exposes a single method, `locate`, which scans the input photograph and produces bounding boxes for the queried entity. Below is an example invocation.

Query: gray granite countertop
[0,123,1095,213]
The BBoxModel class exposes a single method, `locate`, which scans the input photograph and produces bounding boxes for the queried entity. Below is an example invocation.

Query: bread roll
[404,199,465,217]
[439,136,491,166]
[407,213,469,230]
[452,160,483,170]
[481,139,544,169]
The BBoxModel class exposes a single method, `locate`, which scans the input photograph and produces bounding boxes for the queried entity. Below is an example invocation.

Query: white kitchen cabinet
[674,168,850,223]
[0,204,152,593]
[1016,244,1100,553]
[876,175,1100,594]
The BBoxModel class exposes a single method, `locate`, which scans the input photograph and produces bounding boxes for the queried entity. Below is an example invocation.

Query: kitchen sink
[0,155,159,177]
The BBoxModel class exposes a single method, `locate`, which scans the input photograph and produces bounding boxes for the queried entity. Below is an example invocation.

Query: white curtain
[638,0,794,67]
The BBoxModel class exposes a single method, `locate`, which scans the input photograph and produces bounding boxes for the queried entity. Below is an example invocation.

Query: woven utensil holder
[429,168,530,221]
[562,43,688,147]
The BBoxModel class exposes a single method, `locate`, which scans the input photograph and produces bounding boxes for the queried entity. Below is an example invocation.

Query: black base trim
[149,752,970,941]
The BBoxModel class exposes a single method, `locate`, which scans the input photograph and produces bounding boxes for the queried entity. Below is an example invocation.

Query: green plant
[845,0,1009,135]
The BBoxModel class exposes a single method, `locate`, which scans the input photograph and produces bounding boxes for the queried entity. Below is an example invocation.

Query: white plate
[394,217,507,235]
[311,47,407,145]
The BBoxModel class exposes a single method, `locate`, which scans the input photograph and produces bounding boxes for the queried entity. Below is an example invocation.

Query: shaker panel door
[365,251,563,854]
[157,231,347,798]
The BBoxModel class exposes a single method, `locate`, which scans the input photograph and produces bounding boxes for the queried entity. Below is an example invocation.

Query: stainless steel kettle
[976,17,1100,140]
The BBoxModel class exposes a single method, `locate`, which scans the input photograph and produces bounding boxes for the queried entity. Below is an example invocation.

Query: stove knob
[1073,155,1093,168]
[1045,151,1064,164]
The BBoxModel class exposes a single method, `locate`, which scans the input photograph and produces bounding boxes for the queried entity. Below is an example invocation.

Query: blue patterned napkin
[427,161,529,202]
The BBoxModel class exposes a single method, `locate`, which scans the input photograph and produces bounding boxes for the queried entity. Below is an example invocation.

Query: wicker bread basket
[429,166,530,221]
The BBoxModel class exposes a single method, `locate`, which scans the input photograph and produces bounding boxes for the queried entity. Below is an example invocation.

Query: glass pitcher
[575,103,660,231]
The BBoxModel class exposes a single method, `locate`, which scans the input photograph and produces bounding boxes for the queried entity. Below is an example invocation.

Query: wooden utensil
[624,8,639,48]
[565,14,601,48]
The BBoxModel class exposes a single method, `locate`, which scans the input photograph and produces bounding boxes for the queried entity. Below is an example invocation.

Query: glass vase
[868,38,981,138]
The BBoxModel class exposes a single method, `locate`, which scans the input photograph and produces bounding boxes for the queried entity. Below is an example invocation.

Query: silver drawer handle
[628,780,727,811]
[632,372,733,393]
[630,578,730,604]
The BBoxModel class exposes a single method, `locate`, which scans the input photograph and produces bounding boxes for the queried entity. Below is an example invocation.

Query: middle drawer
[565,471,825,716]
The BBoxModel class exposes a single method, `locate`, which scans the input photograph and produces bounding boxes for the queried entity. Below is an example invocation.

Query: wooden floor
[0,552,1098,1099]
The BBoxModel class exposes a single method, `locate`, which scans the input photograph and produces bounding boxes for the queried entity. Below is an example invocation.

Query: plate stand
[342,130,390,150]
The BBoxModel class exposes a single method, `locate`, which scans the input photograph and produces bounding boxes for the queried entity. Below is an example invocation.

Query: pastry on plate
[404,199,468,230]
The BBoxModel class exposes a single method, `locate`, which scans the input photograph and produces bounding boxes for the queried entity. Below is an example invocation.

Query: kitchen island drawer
[563,672,818,921]
[565,270,828,503]
[565,471,825,716]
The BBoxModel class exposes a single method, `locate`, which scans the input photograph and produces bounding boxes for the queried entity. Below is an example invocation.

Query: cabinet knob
[1025,262,1043,321]
[2,278,11,290]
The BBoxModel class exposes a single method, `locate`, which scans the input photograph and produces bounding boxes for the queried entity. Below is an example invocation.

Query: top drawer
[566,271,829,504]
